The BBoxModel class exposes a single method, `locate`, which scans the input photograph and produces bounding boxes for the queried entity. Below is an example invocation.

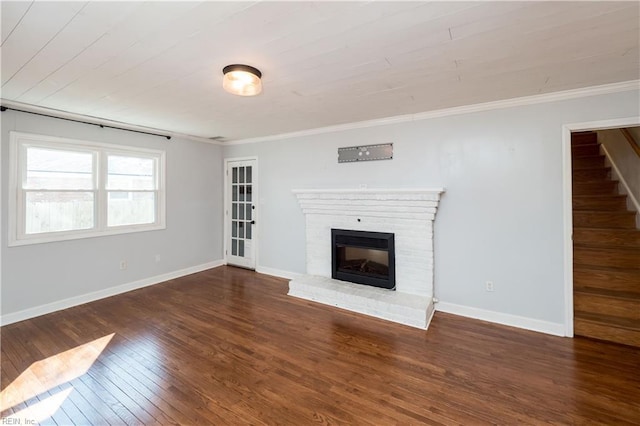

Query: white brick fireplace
[289,188,444,329]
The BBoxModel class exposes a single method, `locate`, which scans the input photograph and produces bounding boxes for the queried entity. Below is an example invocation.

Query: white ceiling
[1,1,639,142]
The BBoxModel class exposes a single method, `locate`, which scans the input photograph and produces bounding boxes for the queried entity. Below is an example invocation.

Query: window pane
[238,240,244,257]
[25,192,94,234]
[25,147,93,190]
[107,155,155,190]
[108,192,155,226]
[246,166,252,184]
[246,222,252,240]
[239,167,245,184]
[246,185,252,202]
[246,204,252,221]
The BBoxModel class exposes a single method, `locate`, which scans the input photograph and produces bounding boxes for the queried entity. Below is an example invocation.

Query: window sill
[8,223,166,247]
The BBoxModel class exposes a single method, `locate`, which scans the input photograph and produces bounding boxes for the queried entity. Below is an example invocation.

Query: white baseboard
[435,301,566,337]
[0,259,225,326]
[256,266,300,280]
[255,268,566,336]
[253,267,567,336]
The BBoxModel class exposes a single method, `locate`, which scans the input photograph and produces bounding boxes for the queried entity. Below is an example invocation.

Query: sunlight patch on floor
[0,333,114,414]
[4,386,74,424]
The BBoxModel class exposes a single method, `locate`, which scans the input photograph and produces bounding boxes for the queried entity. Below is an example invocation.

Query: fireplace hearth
[332,229,395,290]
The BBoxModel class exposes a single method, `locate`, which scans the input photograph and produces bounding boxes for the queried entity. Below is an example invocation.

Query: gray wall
[223,90,640,326]
[1,110,224,317]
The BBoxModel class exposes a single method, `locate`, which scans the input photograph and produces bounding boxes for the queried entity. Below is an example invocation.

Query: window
[9,132,166,246]
[106,155,157,227]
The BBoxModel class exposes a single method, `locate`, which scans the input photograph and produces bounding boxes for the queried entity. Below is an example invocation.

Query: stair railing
[619,128,640,157]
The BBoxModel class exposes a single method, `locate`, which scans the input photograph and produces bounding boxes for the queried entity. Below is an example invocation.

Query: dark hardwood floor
[2,266,639,425]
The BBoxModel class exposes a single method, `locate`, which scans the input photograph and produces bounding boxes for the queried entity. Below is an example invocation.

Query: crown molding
[3,80,638,147]
[226,80,640,146]
[0,99,221,145]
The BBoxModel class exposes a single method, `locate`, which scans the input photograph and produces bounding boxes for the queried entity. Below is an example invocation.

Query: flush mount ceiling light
[222,64,262,96]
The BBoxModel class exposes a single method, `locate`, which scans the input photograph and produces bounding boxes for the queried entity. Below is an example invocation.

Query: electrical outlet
[485,281,494,292]
[119,260,127,270]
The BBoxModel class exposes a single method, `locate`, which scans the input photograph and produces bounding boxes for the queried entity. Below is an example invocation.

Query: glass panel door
[227,159,256,269]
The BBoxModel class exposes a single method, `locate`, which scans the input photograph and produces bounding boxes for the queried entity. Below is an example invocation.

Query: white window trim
[9,131,166,246]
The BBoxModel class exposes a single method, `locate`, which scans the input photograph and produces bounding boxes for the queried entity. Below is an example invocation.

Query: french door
[225,159,257,269]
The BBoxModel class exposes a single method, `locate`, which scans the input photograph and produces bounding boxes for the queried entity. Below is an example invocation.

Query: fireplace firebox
[331,229,395,290]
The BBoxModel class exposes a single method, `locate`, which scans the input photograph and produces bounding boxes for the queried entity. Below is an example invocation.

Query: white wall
[597,127,640,212]
[1,111,224,321]
[223,89,640,329]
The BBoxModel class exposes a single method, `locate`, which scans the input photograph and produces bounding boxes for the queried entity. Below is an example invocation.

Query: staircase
[571,131,640,347]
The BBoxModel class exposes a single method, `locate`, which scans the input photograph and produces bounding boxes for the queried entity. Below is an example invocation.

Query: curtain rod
[0,105,171,140]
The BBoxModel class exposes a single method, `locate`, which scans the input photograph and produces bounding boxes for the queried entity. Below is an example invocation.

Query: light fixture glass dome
[222,64,262,96]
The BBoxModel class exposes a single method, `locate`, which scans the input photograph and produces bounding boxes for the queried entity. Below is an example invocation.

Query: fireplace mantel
[289,187,444,329]
[292,187,443,219]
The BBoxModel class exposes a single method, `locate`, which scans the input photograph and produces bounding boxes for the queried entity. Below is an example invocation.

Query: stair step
[573,195,628,211]
[572,181,618,195]
[571,132,598,145]
[572,155,605,169]
[574,289,640,319]
[574,267,640,295]
[572,167,611,182]
[574,246,640,270]
[571,144,601,157]
[574,314,640,347]
[573,211,636,229]
[573,228,640,248]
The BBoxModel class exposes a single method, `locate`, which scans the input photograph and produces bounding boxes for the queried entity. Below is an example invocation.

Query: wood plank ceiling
[1,1,639,141]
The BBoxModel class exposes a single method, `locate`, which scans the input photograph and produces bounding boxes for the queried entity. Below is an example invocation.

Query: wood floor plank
[2,266,639,424]
[42,385,76,426]
[68,374,132,425]
[47,384,92,426]
[25,320,139,426]
[100,345,221,424]
[38,323,165,424]
[91,352,185,425]
[1,354,25,417]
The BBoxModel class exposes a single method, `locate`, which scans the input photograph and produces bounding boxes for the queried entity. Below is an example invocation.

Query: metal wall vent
[338,143,393,163]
